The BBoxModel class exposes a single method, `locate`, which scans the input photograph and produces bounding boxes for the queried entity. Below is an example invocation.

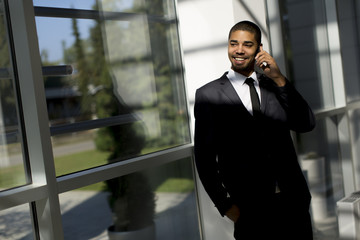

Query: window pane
[59,158,201,240]
[0,2,28,189]
[350,109,360,186]
[33,0,167,15]
[34,0,190,175]
[296,116,344,239]
[0,204,34,239]
[33,0,96,11]
[336,0,360,103]
[52,130,98,176]
[280,0,335,111]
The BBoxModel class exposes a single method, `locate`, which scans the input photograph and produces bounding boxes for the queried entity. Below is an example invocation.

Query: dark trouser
[233,193,313,240]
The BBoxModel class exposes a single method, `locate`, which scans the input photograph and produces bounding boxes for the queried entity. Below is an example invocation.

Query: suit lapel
[217,73,255,119]
[218,72,273,116]
[218,73,243,106]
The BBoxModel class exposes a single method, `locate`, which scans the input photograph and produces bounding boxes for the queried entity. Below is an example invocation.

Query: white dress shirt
[227,69,261,115]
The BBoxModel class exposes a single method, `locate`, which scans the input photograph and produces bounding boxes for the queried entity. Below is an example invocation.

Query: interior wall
[177,0,269,239]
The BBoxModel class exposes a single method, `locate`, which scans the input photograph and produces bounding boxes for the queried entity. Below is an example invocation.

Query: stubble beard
[231,61,255,76]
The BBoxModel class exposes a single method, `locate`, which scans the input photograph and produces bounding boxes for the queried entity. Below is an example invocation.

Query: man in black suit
[194,21,315,239]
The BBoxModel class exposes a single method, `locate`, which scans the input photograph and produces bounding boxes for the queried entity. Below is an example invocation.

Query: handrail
[42,65,73,76]
[50,113,139,136]
[0,65,73,79]
[33,6,175,24]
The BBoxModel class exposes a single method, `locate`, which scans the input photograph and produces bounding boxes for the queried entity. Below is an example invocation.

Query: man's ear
[256,43,263,54]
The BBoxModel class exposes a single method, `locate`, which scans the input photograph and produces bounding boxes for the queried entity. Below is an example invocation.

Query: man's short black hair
[228,20,262,46]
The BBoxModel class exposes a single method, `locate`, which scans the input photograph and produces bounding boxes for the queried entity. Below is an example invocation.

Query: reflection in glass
[33,0,97,11]
[336,0,360,103]
[280,0,335,111]
[33,0,158,14]
[60,158,200,240]
[0,204,34,239]
[34,0,190,175]
[351,109,360,185]
[0,3,27,189]
[52,130,101,176]
[297,117,344,239]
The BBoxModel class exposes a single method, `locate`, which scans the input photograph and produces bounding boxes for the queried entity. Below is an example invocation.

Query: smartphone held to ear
[256,45,267,67]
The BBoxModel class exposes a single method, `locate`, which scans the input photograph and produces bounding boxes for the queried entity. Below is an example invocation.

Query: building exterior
[0,0,360,239]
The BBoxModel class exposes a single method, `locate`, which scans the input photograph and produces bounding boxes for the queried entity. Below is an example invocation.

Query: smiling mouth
[234,57,246,62]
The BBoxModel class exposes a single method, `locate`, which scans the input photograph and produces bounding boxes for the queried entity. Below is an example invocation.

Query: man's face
[228,30,259,76]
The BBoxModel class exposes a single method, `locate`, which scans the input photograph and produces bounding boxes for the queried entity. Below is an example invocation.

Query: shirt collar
[227,69,260,86]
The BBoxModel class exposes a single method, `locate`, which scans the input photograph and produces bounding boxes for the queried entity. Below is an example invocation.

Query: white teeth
[235,58,244,61]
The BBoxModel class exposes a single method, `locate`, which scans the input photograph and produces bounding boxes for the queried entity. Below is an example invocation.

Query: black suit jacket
[194,72,315,217]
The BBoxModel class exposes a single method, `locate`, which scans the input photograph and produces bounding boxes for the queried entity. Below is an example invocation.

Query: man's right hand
[225,204,240,223]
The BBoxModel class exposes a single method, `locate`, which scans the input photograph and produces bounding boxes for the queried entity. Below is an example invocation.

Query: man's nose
[235,45,244,54]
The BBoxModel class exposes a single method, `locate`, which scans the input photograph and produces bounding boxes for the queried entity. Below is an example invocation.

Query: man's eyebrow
[243,41,255,45]
[229,40,255,45]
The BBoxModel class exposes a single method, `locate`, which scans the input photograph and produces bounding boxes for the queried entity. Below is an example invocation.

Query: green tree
[145,0,190,147]
[88,2,151,232]
[0,17,18,126]
[89,7,145,155]
[72,18,92,116]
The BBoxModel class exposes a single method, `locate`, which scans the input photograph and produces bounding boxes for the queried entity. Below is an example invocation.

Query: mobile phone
[256,46,267,66]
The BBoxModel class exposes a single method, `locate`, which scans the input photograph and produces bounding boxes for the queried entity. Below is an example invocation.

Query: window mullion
[324,0,346,107]
[7,0,63,239]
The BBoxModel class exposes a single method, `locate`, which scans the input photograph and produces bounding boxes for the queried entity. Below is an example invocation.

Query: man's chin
[232,65,253,75]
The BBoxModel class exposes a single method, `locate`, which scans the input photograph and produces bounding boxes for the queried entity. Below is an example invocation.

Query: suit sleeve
[194,89,233,216]
[276,80,316,133]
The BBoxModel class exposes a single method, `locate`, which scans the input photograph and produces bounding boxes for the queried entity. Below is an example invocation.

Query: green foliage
[72,18,92,115]
[79,2,153,232]
[0,18,9,67]
[94,128,114,152]
[0,17,19,127]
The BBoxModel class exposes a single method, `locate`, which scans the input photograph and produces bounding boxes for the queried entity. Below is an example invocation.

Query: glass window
[350,109,360,186]
[296,116,344,239]
[336,0,360,103]
[33,0,190,176]
[59,157,201,240]
[280,0,335,111]
[32,0,96,11]
[0,204,34,239]
[279,2,344,236]
[0,1,28,189]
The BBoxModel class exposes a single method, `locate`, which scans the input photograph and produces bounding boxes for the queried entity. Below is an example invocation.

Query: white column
[178,0,270,239]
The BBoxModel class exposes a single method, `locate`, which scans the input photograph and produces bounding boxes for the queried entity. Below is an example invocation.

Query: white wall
[177,0,269,239]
